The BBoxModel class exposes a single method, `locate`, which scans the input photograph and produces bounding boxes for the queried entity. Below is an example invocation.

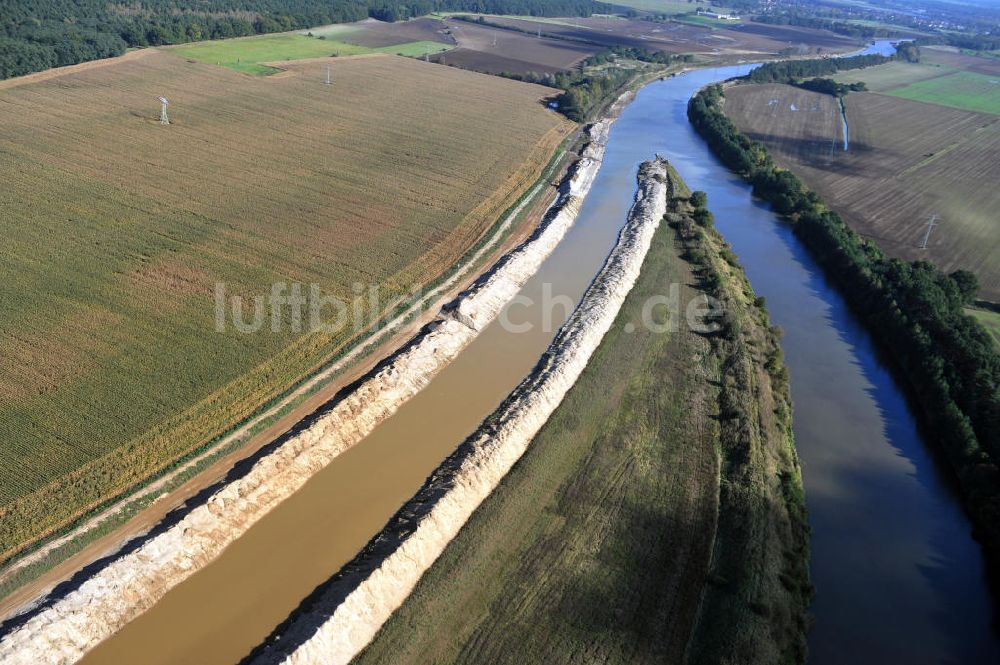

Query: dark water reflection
[610,58,1000,663]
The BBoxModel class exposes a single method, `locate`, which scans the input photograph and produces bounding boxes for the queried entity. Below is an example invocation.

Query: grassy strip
[352,168,809,664]
[170,32,452,74]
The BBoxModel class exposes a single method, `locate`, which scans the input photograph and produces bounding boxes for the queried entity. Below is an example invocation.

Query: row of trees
[688,83,1000,573]
[922,32,1000,52]
[0,0,610,80]
[795,77,866,97]
[744,52,893,84]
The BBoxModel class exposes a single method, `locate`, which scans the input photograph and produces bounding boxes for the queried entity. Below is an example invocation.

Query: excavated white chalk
[0,100,633,665]
[247,159,669,665]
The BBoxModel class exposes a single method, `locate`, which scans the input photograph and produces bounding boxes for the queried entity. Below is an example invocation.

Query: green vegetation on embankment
[689,82,1000,578]
[353,167,810,664]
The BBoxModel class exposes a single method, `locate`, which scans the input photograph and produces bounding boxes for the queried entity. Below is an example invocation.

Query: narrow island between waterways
[266,164,811,665]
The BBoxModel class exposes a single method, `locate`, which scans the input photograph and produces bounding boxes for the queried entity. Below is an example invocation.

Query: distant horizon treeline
[753,14,903,41]
[688,82,1000,576]
[0,0,611,80]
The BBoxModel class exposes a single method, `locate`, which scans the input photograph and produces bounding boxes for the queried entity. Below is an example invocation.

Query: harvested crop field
[477,15,856,57]
[923,45,1000,78]
[0,50,572,563]
[725,21,859,51]
[171,31,451,75]
[830,60,955,93]
[434,19,599,74]
[725,83,1000,300]
[339,18,454,48]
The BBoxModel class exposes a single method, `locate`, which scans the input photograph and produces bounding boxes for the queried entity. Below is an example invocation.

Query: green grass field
[887,70,1000,115]
[830,61,954,92]
[171,33,451,75]
[968,308,1000,348]
[830,51,1000,116]
[354,171,809,664]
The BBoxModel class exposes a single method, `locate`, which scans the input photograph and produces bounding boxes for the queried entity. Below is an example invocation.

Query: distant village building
[697,10,740,20]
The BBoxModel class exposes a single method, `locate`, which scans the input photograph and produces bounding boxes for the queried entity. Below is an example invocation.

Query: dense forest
[0,0,609,79]
[688,83,1000,575]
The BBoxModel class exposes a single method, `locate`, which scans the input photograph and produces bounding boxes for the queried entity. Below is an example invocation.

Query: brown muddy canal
[81,125,650,665]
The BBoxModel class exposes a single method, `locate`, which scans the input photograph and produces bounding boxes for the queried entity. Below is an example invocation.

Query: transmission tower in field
[158,97,169,125]
[920,214,939,249]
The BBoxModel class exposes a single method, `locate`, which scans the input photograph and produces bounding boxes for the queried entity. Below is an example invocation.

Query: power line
[919,213,938,250]
[158,97,169,125]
